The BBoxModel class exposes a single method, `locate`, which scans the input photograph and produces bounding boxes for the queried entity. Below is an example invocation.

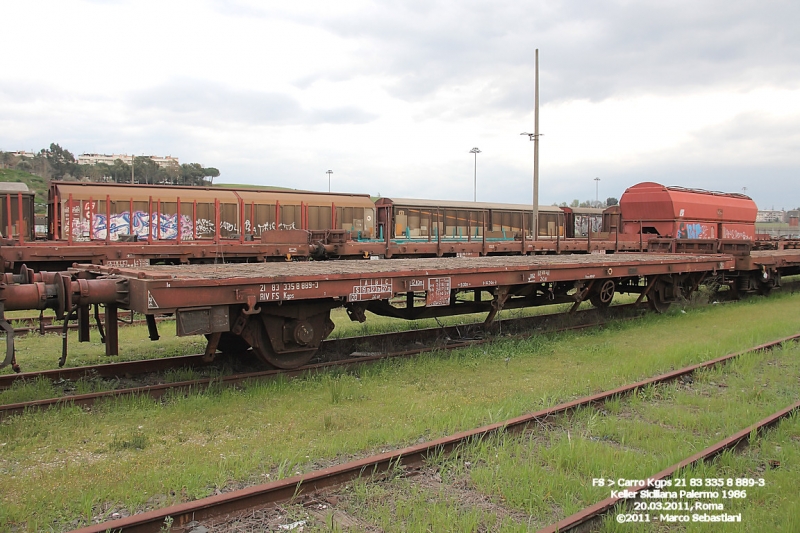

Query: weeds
[1,291,799,531]
[328,376,344,404]
[109,429,149,451]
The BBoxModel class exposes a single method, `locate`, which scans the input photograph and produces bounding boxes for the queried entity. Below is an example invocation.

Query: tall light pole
[594,177,601,206]
[469,147,481,201]
[521,49,542,240]
[326,169,333,192]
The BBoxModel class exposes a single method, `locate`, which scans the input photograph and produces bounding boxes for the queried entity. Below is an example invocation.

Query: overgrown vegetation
[0,144,219,188]
[0,168,48,213]
[0,292,798,531]
[344,344,800,532]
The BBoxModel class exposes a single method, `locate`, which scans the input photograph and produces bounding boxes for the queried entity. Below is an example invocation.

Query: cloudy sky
[2,0,799,209]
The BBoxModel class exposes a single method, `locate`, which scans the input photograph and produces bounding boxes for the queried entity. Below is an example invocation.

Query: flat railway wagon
[2,244,799,371]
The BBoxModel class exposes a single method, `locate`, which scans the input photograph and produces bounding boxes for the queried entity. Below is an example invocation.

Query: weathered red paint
[620,182,757,240]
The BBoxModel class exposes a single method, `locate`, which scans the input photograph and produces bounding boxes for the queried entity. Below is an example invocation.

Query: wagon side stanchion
[67,194,73,245]
[5,195,12,242]
[105,194,111,244]
[177,196,182,245]
[214,198,220,243]
[148,196,153,244]
[16,192,24,245]
[481,210,486,255]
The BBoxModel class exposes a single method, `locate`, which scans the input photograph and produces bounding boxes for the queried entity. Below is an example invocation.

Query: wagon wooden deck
[77,252,735,313]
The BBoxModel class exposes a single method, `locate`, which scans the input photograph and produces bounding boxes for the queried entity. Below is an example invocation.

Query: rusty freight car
[375,197,566,240]
[48,181,377,243]
[619,182,757,241]
[0,182,378,271]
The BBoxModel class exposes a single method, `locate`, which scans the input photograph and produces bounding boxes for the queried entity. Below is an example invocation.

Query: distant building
[756,210,786,223]
[10,151,36,159]
[78,153,179,168]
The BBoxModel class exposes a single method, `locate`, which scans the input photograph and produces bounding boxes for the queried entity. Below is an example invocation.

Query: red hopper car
[619,182,757,241]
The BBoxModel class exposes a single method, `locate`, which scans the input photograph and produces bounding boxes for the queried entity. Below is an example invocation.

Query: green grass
[756,222,791,231]
[0,291,799,531]
[212,182,299,191]
[339,341,800,532]
[0,320,207,376]
[0,168,48,213]
[0,291,613,377]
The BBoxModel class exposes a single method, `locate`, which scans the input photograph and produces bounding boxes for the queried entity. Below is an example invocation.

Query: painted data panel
[426,277,452,307]
[348,278,394,302]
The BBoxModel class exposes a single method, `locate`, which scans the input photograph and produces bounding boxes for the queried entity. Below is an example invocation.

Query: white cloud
[1,0,799,209]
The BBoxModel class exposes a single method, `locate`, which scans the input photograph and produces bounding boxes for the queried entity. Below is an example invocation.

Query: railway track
[0,304,643,390]
[67,333,800,533]
[8,311,161,335]
[0,304,646,419]
[538,405,798,533]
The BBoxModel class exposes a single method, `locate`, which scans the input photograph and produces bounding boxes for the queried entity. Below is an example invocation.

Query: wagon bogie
[238,301,338,369]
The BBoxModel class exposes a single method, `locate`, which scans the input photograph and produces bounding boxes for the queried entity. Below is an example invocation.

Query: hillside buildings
[77,154,179,168]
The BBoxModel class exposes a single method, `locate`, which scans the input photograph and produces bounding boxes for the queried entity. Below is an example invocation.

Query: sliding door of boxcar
[309,205,332,231]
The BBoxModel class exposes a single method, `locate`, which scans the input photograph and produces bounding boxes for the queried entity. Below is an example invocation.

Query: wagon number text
[259,281,319,301]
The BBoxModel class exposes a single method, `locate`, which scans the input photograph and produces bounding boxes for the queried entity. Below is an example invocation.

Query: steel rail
[9,313,160,335]
[0,304,642,391]
[67,333,800,533]
[0,353,212,390]
[536,400,800,533]
[0,306,643,419]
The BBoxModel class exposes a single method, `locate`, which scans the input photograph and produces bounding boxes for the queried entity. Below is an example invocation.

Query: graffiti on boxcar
[573,215,603,237]
[69,210,195,241]
[677,222,715,239]
[244,220,297,234]
[723,227,751,240]
[194,218,217,236]
[219,220,236,233]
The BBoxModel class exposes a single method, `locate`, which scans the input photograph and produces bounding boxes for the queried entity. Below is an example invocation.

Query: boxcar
[47,182,376,242]
[561,207,605,238]
[374,197,565,240]
[0,183,36,242]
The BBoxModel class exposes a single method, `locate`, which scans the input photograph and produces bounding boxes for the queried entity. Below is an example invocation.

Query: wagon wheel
[243,309,335,369]
[757,281,773,296]
[755,272,778,296]
[646,292,671,313]
[205,332,250,354]
[253,340,318,369]
[589,279,615,308]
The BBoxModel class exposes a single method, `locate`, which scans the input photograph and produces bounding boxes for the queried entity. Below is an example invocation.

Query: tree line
[554,198,619,208]
[0,143,220,186]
